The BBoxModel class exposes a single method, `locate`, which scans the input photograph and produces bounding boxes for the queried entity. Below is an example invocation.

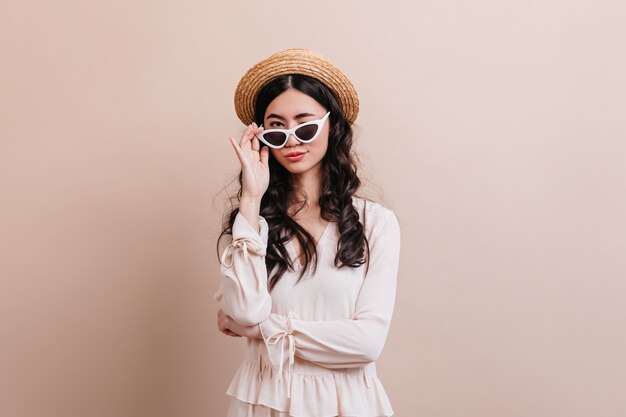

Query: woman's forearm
[238,196,261,234]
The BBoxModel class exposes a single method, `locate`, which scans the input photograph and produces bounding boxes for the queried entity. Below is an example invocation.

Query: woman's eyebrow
[266,112,316,120]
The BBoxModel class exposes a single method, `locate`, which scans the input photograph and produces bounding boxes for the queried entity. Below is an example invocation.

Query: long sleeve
[214,212,272,326]
[258,209,401,372]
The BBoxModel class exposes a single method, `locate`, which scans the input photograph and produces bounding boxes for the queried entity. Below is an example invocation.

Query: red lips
[285,152,306,157]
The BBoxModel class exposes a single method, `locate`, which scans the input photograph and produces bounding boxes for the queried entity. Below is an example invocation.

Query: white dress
[214,196,401,417]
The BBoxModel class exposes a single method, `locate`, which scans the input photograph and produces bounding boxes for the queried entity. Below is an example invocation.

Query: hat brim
[234,48,359,126]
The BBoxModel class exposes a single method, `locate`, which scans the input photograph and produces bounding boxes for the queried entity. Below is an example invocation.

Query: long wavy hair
[218,74,370,291]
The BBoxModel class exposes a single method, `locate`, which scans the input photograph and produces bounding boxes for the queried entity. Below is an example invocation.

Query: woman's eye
[269,121,283,127]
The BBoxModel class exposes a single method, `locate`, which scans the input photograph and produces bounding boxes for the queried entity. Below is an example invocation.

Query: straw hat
[234,48,359,126]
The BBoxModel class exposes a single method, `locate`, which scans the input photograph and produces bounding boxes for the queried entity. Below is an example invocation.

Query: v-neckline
[289,221,332,268]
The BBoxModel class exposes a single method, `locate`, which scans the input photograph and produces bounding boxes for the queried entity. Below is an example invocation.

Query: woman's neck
[289,167,322,209]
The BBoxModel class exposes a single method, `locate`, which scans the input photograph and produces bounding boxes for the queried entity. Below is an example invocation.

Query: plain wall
[1,1,625,416]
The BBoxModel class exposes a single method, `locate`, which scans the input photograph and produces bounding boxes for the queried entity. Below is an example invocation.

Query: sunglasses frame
[255,111,331,149]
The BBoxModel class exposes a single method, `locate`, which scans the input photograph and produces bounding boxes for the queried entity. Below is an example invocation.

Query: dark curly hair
[217,74,370,291]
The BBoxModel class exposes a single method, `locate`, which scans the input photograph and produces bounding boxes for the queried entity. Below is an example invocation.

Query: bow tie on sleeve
[220,237,266,268]
[265,311,300,398]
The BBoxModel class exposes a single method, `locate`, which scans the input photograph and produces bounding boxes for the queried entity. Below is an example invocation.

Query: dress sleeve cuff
[232,212,269,246]
[220,213,269,268]
[259,311,300,397]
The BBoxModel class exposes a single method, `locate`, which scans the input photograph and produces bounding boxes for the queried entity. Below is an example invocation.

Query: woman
[214,48,401,417]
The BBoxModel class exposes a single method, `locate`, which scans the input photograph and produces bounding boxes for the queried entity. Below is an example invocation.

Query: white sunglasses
[255,111,331,149]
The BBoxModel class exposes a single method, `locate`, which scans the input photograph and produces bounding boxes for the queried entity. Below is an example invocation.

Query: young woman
[214,49,401,417]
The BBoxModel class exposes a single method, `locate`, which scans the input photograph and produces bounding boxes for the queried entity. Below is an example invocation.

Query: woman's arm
[215,121,272,326]
[258,209,401,369]
[214,210,272,326]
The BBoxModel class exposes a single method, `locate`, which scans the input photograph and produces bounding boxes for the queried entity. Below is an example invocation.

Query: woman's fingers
[239,122,261,148]
[238,124,252,147]
[260,145,269,167]
[217,308,243,337]
[230,131,264,164]
[217,307,259,339]
[229,137,247,166]
[233,122,264,152]
[251,135,261,152]
[227,124,269,199]
[217,308,229,332]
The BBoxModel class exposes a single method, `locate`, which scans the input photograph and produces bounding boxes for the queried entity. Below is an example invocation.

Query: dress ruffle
[226,359,394,417]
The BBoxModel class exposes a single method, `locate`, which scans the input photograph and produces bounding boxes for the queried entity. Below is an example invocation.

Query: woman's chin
[283,162,323,176]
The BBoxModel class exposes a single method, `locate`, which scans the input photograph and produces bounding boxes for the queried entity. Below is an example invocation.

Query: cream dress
[214,196,401,417]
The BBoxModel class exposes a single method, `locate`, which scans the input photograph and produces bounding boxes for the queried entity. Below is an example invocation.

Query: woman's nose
[285,133,300,147]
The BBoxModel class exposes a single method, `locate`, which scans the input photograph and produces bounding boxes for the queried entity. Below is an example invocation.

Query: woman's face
[262,88,330,177]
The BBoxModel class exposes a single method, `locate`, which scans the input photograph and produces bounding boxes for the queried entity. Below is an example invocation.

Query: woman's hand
[229,123,270,200]
[217,307,262,339]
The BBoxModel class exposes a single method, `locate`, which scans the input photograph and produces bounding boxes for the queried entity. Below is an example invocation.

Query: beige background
[1,1,625,416]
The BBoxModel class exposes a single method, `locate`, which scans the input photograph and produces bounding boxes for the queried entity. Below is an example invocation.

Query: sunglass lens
[262,132,287,147]
[295,125,318,141]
